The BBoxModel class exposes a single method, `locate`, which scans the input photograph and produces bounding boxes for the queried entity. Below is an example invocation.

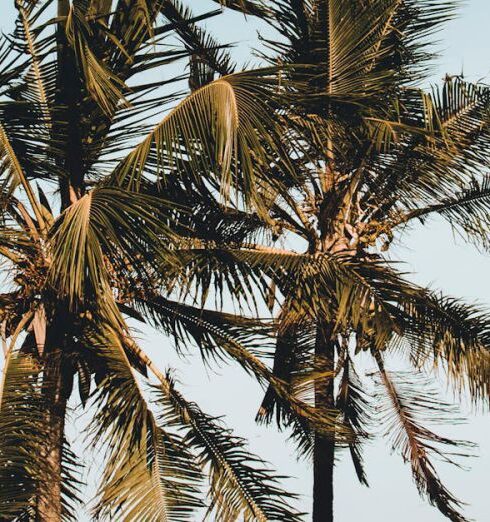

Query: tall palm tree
[176,1,490,521]
[0,1,323,520]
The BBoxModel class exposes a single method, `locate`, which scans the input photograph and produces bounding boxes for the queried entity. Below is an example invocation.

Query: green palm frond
[115,69,291,217]
[49,191,107,302]
[89,322,203,522]
[168,246,397,334]
[87,302,303,521]
[431,76,490,134]
[374,354,473,522]
[156,372,303,522]
[133,294,271,359]
[13,0,52,122]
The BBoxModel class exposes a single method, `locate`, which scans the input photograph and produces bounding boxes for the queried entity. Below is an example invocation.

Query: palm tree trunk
[313,322,335,522]
[56,0,84,209]
[37,345,67,521]
[37,4,80,517]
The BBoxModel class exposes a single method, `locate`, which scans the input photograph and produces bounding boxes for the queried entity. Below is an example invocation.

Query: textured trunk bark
[36,346,67,522]
[313,322,335,522]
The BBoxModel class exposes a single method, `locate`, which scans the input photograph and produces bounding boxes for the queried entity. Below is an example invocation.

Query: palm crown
[167,1,490,522]
[0,1,308,520]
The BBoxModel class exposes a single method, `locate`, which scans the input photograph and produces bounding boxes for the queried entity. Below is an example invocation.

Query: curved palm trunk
[313,322,335,522]
[37,345,67,521]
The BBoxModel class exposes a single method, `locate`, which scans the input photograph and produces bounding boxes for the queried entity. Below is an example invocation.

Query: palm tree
[0,1,322,520]
[172,1,490,521]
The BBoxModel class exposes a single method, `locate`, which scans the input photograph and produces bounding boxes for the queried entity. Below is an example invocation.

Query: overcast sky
[1,2,489,521]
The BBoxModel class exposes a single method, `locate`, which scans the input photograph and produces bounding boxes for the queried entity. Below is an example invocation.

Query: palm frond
[257,319,305,426]
[0,122,46,230]
[89,301,302,521]
[132,294,343,439]
[394,292,490,405]
[65,2,129,115]
[0,349,44,520]
[394,174,490,251]
[337,355,372,486]
[155,371,303,522]
[89,320,203,522]
[367,78,490,222]
[215,0,271,17]
[159,1,235,82]
[374,353,473,522]
[49,186,178,304]
[114,69,291,218]
[167,246,398,342]
[13,0,52,124]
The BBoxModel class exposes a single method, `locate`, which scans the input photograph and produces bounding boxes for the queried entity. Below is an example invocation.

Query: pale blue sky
[1,2,490,521]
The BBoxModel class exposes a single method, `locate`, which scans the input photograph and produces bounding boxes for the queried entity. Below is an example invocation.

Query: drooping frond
[0,349,44,520]
[49,191,106,302]
[88,321,204,522]
[88,302,303,521]
[374,354,473,522]
[131,294,343,439]
[337,354,372,486]
[257,319,306,426]
[114,69,291,217]
[155,371,303,522]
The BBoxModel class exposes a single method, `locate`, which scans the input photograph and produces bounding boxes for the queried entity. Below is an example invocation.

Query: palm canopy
[163,1,490,521]
[0,1,310,520]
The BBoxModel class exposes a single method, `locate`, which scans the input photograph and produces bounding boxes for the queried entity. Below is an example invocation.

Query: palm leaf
[336,355,372,486]
[65,1,129,115]
[0,348,44,520]
[155,371,303,522]
[132,294,343,438]
[88,320,203,522]
[394,174,490,251]
[114,69,291,218]
[374,353,473,522]
[0,122,45,230]
[49,186,178,304]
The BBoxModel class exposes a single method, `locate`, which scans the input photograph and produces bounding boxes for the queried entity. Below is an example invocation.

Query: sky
[1,1,490,521]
